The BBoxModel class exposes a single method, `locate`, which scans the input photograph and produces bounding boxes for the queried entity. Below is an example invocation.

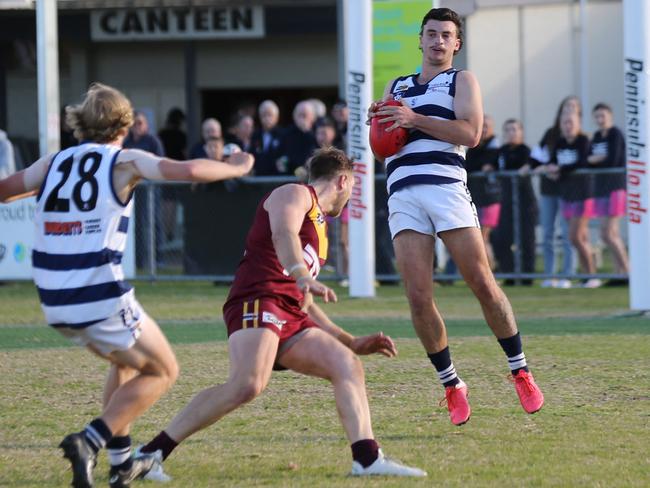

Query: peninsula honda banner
[0,197,135,280]
[624,0,650,311]
[345,0,375,297]
[91,6,264,41]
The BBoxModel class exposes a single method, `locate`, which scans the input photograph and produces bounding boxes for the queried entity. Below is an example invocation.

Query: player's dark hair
[593,102,612,113]
[420,8,464,53]
[308,147,354,182]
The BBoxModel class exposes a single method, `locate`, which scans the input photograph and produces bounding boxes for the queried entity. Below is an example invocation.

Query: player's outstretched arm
[306,301,397,357]
[160,151,254,182]
[120,148,254,183]
[0,155,50,203]
[0,172,31,203]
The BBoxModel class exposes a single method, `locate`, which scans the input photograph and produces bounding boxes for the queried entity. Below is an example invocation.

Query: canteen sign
[91,6,265,41]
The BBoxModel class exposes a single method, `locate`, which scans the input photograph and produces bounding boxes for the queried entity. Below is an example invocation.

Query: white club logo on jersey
[302,243,320,278]
[281,243,321,278]
[556,149,578,166]
[262,311,286,330]
[427,81,451,93]
[591,142,608,156]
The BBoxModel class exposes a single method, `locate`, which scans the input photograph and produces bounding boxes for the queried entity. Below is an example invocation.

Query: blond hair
[65,83,133,143]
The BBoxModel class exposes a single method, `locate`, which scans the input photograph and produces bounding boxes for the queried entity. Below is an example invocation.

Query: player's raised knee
[165,358,180,388]
[233,377,267,404]
[142,355,179,392]
[332,350,365,382]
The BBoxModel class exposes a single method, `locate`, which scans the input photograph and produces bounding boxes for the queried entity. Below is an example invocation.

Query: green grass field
[1,281,649,487]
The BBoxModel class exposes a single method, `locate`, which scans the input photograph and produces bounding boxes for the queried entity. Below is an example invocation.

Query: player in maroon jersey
[139,147,426,478]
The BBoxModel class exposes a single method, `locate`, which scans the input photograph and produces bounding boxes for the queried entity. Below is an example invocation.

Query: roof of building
[0,0,612,14]
[1,0,334,10]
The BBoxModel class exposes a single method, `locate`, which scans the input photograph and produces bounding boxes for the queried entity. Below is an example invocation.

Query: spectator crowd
[465,96,628,288]
[1,94,629,288]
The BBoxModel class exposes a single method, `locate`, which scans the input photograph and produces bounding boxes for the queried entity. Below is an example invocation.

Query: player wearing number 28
[0,82,254,488]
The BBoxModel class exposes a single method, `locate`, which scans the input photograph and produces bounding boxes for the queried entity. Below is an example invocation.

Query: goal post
[343,0,376,298]
[623,0,650,310]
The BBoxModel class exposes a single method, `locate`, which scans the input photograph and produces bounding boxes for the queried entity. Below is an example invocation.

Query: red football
[369,99,409,158]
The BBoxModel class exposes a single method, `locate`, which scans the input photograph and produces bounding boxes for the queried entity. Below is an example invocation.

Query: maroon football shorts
[223,297,318,344]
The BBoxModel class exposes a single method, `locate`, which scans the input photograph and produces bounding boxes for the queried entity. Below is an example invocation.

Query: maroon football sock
[141,431,178,461]
[351,439,380,468]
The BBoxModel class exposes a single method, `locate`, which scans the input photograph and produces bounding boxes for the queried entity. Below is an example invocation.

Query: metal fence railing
[133,168,628,284]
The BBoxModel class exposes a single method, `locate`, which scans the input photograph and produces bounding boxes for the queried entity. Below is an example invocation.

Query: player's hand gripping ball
[369,99,408,158]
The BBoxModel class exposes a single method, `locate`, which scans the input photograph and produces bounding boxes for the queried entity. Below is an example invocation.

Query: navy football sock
[83,418,112,454]
[141,431,178,461]
[106,435,133,471]
[498,332,529,375]
[428,346,461,387]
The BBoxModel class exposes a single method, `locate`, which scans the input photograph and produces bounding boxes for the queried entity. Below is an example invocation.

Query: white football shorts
[55,300,144,355]
[387,181,480,239]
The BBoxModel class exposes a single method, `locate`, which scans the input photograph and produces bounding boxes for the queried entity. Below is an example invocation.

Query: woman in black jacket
[465,115,502,269]
[532,96,581,288]
[547,112,598,287]
[491,119,538,284]
[588,103,629,283]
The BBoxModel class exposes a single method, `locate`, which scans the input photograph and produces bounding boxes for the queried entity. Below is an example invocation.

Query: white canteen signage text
[91,7,265,41]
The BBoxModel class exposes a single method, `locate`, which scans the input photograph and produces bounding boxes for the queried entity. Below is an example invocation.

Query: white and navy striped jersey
[385,69,466,196]
[32,143,135,328]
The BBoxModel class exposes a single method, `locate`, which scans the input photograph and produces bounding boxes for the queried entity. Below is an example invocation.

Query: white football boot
[133,446,172,482]
[350,449,427,477]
